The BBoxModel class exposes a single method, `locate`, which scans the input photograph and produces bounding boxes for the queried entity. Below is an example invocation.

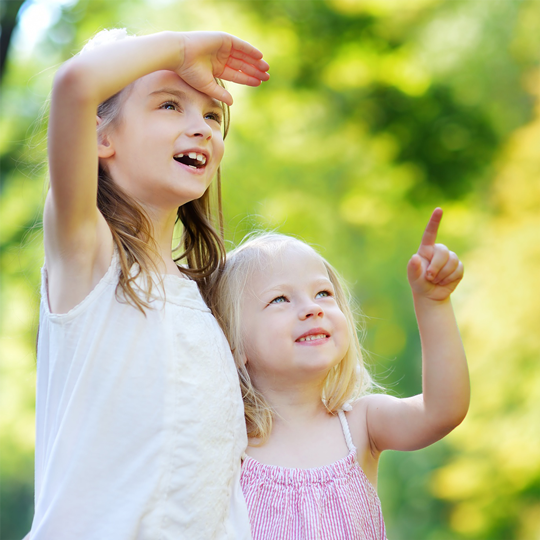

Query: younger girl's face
[240,246,350,389]
[99,70,225,212]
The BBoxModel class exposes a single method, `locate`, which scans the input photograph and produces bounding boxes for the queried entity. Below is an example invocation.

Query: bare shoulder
[44,193,114,314]
[348,393,396,422]
[347,394,401,451]
[346,396,380,442]
[346,396,388,485]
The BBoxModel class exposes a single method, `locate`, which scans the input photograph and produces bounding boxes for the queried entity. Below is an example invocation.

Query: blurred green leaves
[1,1,540,539]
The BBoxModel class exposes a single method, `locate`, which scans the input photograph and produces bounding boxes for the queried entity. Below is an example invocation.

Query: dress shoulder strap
[337,409,356,453]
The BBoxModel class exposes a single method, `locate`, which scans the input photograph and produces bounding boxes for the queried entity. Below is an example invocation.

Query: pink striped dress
[240,411,387,540]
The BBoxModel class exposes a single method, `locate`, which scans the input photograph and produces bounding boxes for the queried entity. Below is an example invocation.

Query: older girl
[30,29,268,540]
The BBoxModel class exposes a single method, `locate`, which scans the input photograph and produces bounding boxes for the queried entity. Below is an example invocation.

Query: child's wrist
[149,31,186,72]
[412,293,452,308]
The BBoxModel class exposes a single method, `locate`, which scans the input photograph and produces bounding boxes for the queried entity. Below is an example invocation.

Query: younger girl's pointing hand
[407,208,464,302]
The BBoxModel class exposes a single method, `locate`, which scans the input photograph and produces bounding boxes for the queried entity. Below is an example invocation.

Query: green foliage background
[1,0,539,538]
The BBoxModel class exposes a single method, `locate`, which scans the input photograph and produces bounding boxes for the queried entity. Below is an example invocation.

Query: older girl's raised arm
[47,31,269,251]
[46,32,183,251]
[44,31,269,313]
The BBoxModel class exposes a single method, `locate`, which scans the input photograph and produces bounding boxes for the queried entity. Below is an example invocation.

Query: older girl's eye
[160,101,180,111]
[205,111,222,124]
[316,290,331,298]
[270,296,287,304]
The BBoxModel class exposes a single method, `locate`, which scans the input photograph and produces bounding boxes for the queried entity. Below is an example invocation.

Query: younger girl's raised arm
[362,208,470,454]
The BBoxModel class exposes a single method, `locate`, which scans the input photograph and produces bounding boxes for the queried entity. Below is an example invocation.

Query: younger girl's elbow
[443,402,469,433]
[456,399,470,427]
[427,400,469,439]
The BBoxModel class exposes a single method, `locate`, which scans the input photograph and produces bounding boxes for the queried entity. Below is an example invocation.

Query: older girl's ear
[237,350,248,367]
[96,116,115,158]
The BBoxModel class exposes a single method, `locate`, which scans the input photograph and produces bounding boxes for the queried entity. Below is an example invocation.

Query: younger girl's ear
[96,116,115,158]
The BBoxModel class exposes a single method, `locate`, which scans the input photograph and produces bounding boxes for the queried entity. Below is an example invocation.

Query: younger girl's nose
[299,302,324,320]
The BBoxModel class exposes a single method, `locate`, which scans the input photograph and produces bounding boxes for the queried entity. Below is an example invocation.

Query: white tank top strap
[337,409,356,453]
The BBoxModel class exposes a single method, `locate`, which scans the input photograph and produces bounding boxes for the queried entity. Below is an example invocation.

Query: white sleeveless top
[30,252,251,540]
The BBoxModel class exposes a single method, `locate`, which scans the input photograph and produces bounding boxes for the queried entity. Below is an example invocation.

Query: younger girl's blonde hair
[210,232,376,443]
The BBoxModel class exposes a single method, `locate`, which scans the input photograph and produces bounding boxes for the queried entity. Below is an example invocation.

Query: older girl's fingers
[438,261,464,288]
[229,35,265,60]
[219,65,265,87]
[426,243,449,281]
[226,57,270,80]
[433,251,459,284]
[230,48,269,70]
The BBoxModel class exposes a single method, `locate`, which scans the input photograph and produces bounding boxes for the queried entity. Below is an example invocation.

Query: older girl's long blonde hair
[84,29,229,312]
[210,233,377,443]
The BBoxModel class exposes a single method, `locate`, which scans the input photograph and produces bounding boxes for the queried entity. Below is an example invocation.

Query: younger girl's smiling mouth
[295,327,331,345]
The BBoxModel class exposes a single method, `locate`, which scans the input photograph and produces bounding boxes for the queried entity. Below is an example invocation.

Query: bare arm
[47,33,183,244]
[47,30,269,248]
[363,208,470,453]
[44,31,269,311]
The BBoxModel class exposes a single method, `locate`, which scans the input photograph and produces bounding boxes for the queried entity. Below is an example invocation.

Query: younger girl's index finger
[420,207,443,247]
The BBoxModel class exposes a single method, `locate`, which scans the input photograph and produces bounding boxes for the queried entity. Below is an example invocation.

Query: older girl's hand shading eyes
[176,31,270,106]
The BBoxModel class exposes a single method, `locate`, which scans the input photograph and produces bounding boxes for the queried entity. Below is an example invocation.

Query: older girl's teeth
[187,152,207,164]
[174,153,207,166]
[298,334,327,342]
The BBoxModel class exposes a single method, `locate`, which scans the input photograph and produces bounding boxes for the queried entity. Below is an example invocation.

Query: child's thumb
[407,254,424,284]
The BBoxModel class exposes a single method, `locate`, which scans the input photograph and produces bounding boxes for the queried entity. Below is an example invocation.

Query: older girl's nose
[185,112,213,139]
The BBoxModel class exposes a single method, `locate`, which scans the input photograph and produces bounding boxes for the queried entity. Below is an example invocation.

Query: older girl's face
[240,246,350,390]
[99,70,225,212]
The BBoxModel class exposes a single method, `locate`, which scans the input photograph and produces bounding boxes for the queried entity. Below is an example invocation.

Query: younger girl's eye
[315,290,331,299]
[270,296,287,305]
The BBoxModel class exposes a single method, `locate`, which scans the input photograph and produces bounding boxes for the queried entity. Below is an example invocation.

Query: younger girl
[30,30,269,539]
[212,208,469,539]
